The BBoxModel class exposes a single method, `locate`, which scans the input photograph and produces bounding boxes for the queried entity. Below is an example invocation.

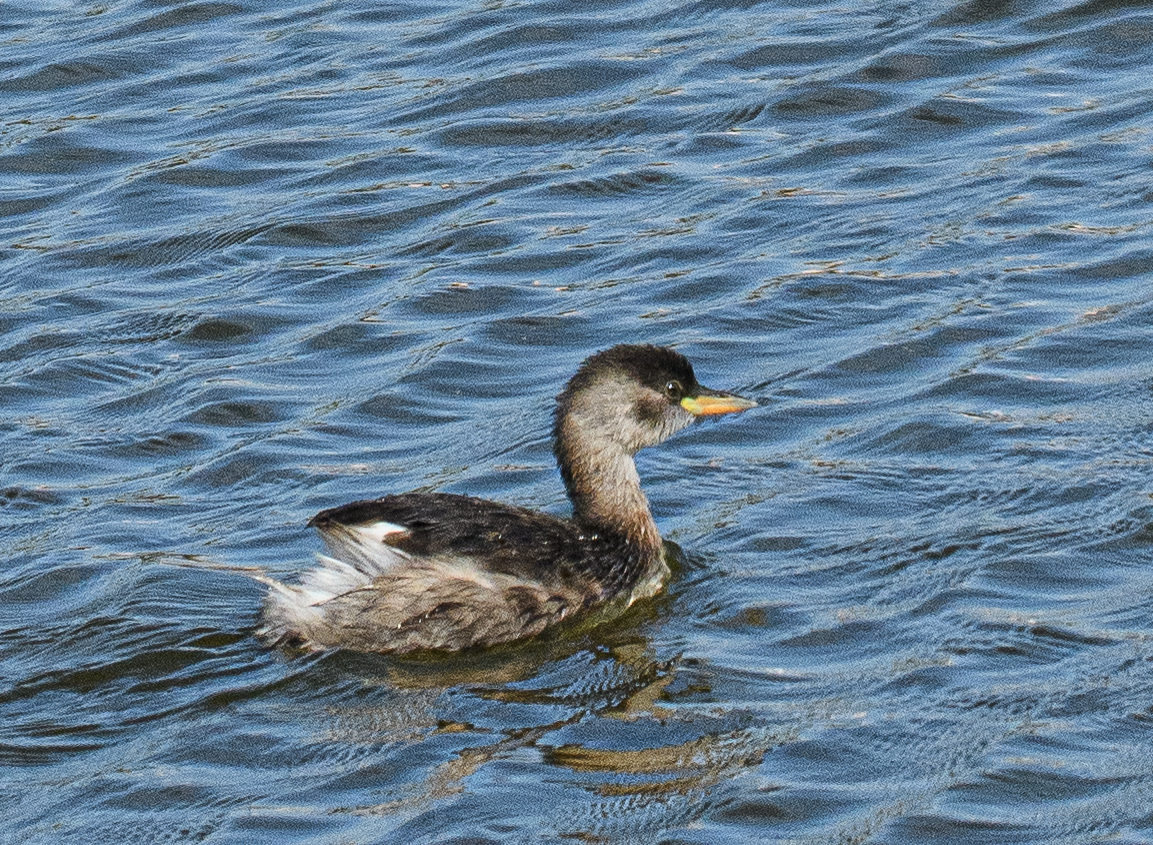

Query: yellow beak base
[681,393,757,416]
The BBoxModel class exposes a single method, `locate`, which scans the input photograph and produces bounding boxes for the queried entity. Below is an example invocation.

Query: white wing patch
[261,519,413,618]
[295,554,370,606]
[352,519,407,546]
[311,519,411,579]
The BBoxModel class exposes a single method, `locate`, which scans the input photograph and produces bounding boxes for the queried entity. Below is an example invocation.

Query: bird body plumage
[257,345,753,654]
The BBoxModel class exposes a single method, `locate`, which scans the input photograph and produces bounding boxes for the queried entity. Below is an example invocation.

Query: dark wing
[260,493,658,653]
[309,492,636,595]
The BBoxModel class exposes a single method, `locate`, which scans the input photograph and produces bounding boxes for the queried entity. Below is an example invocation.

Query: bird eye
[664,379,683,399]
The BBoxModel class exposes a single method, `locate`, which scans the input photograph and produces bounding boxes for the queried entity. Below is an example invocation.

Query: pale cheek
[667,409,696,437]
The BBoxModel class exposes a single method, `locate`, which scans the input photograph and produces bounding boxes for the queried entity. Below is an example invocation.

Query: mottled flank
[258,493,657,653]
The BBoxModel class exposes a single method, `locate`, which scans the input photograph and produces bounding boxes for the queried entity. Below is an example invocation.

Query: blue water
[4,0,1153,842]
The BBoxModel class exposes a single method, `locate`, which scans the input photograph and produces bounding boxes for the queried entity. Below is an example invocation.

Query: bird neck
[555,423,662,554]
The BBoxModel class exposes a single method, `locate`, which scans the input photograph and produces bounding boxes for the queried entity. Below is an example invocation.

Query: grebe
[258,344,755,654]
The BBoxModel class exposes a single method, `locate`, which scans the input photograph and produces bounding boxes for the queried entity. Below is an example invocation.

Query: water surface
[4,0,1153,842]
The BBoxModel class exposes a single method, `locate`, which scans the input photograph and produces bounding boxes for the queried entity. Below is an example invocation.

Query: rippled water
[4,0,1153,842]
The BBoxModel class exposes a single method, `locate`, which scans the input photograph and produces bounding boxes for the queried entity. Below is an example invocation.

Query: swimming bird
[257,344,755,654]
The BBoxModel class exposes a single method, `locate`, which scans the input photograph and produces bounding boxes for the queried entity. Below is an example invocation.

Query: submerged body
[258,344,754,654]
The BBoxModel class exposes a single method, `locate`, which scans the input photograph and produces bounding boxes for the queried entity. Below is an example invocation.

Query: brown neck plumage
[554,413,662,555]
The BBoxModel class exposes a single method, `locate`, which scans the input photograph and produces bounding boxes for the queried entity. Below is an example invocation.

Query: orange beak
[681,388,757,416]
